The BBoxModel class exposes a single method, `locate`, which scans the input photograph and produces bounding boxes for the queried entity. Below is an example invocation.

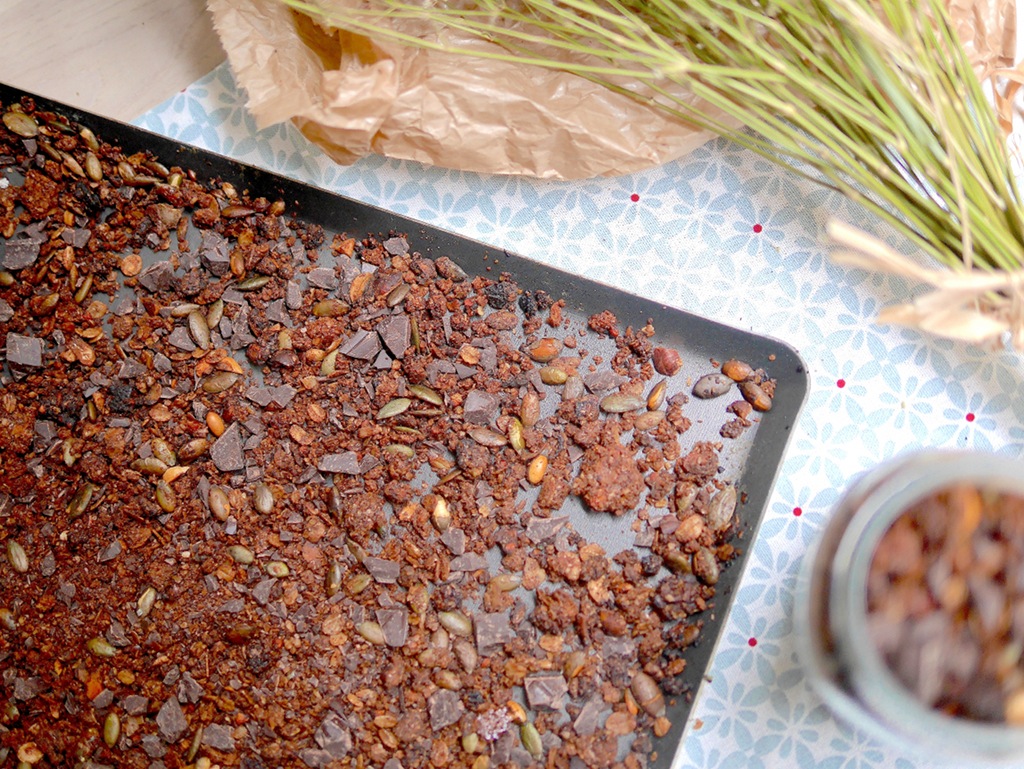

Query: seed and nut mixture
[0,97,778,769]
[868,485,1024,724]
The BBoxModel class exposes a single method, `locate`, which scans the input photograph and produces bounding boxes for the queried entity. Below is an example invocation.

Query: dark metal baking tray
[0,82,809,767]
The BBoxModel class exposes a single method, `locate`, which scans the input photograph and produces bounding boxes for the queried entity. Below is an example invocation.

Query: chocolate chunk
[60,227,91,248]
[13,676,44,701]
[245,387,274,407]
[199,231,231,276]
[524,672,569,711]
[156,696,188,743]
[142,734,167,758]
[376,607,409,648]
[266,298,289,324]
[474,610,514,654]
[176,671,204,704]
[450,553,489,572]
[573,696,606,736]
[202,723,236,751]
[117,358,148,379]
[2,238,41,269]
[138,261,176,293]
[167,327,196,352]
[318,452,361,474]
[525,516,570,544]
[428,689,464,730]
[252,578,275,606]
[372,349,392,369]
[300,749,333,768]
[6,333,42,368]
[464,390,500,425]
[383,236,409,256]
[377,315,410,358]
[286,280,303,310]
[0,298,12,323]
[92,688,114,709]
[338,329,381,360]
[440,528,466,556]
[308,267,338,290]
[426,359,457,384]
[211,422,245,472]
[364,557,400,584]
[455,362,478,380]
[271,385,297,408]
[314,712,352,757]
[34,419,58,443]
[122,694,149,715]
[97,540,122,563]
[584,370,628,393]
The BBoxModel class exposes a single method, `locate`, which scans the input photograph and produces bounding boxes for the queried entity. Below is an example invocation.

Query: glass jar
[794,450,1024,763]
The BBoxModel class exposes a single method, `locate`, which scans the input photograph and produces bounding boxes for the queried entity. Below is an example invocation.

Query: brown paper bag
[208,0,1017,181]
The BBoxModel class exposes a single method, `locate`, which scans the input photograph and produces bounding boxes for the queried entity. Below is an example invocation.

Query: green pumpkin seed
[432,497,451,533]
[520,722,544,760]
[79,126,99,151]
[539,366,568,385]
[313,299,349,317]
[178,438,209,463]
[136,586,157,618]
[6,541,28,573]
[408,384,443,406]
[410,316,420,351]
[707,486,738,533]
[206,299,225,330]
[384,443,415,458]
[235,274,271,291]
[67,482,96,519]
[151,438,177,466]
[377,398,411,420]
[62,151,85,178]
[346,573,372,595]
[320,348,339,376]
[187,310,211,350]
[462,733,480,753]
[201,371,241,394]
[469,427,507,447]
[131,457,168,476]
[507,417,525,451]
[3,111,38,138]
[0,270,14,287]
[170,303,202,318]
[325,561,344,597]
[155,480,176,513]
[187,724,204,762]
[563,650,586,679]
[386,282,411,307]
[86,636,117,657]
[103,712,120,747]
[357,621,386,645]
[438,610,473,637]
[633,410,665,432]
[73,274,93,304]
[489,573,522,592]
[228,545,255,565]
[253,483,274,514]
[599,393,645,413]
[266,561,290,578]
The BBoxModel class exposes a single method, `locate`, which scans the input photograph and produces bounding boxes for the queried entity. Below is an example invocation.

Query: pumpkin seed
[520,391,541,427]
[634,410,665,431]
[206,411,226,437]
[436,670,462,690]
[170,303,202,318]
[67,482,96,519]
[520,722,544,760]
[253,483,274,514]
[228,545,255,565]
[208,486,230,521]
[539,366,568,385]
[155,479,176,513]
[266,561,290,578]
[386,282,411,307]
[103,712,120,747]
[187,724,204,763]
[221,204,255,218]
[178,438,209,463]
[357,621,386,645]
[692,546,720,585]
[206,299,225,330]
[236,274,271,291]
[377,398,411,420]
[692,373,733,399]
[0,270,14,287]
[600,393,645,413]
[137,586,157,618]
[438,610,473,637]
[80,126,99,151]
[384,443,415,458]
[187,310,211,350]
[325,560,344,597]
[563,650,586,679]
[408,384,443,406]
[6,541,28,573]
[201,371,241,394]
[469,427,507,447]
[320,348,340,376]
[2,111,38,138]
[0,607,15,631]
[489,573,522,592]
[528,337,562,362]
[707,486,737,532]
[86,637,118,658]
[313,299,349,317]
[346,573,372,595]
[84,151,103,181]
[163,465,189,484]
[507,417,525,451]
[454,638,478,674]
[647,380,668,411]
[462,733,481,753]
[151,438,177,466]
[131,457,168,476]
[62,151,85,177]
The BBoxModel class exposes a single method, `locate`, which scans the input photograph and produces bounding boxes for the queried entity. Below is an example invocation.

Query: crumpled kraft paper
[207,0,1017,181]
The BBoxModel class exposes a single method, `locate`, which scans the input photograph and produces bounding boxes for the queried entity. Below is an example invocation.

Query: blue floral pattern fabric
[137,63,1021,769]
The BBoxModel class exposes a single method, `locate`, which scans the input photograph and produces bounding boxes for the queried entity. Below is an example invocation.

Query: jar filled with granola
[796,451,1024,762]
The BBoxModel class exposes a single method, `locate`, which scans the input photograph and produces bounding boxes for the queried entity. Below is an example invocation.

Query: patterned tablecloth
[137,63,1024,769]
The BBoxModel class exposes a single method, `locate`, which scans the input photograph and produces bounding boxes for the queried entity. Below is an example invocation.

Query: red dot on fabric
[836,379,846,388]
[966,412,975,422]
[793,507,802,517]
[630,193,640,202]
[748,637,758,647]
[752,223,763,233]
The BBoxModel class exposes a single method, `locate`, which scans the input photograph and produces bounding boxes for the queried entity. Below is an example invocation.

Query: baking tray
[0,82,808,767]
